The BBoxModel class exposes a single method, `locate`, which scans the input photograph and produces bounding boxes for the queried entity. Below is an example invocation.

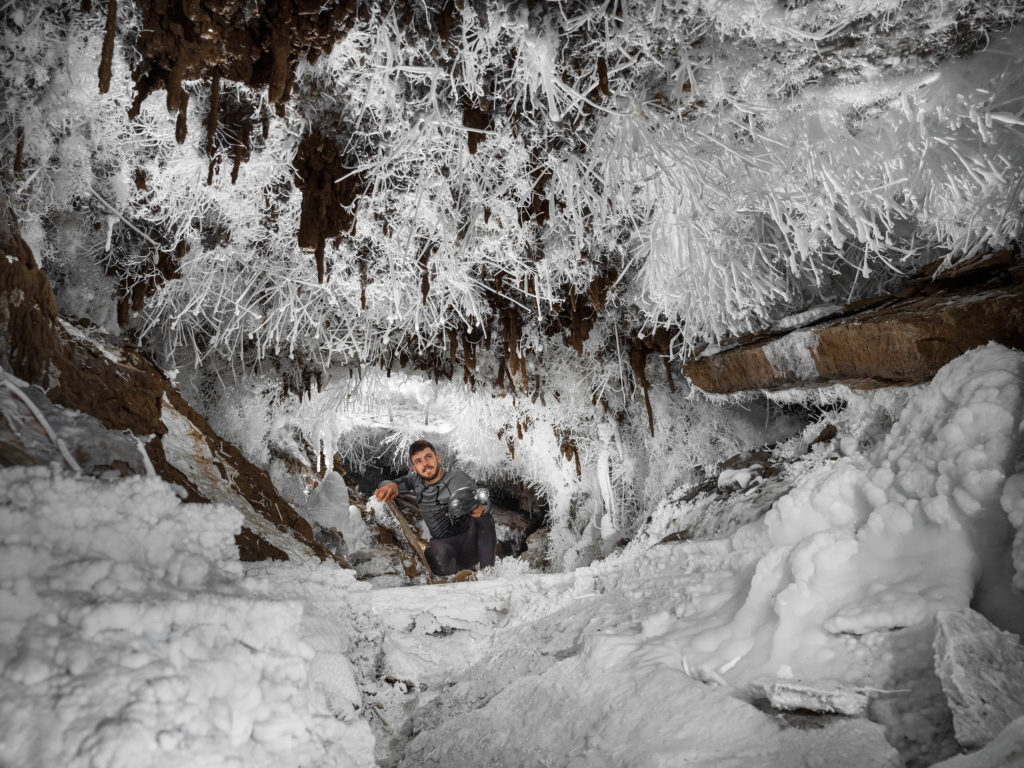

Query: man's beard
[417,464,441,482]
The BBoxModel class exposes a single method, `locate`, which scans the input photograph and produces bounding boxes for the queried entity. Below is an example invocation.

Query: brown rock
[934,608,1024,749]
[686,258,1024,394]
[0,196,63,388]
[293,130,363,283]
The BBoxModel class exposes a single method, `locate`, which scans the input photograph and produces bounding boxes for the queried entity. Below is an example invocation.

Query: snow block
[933,608,1024,749]
[756,678,870,716]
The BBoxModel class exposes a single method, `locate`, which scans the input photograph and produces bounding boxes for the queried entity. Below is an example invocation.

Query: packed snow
[2,344,1023,767]
[0,469,372,768]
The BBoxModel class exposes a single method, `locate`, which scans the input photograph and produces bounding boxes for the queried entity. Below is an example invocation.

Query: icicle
[206,72,221,186]
[135,437,156,477]
[98,0,117,94]
[104,214,115,252]
[175,90,189,144]
[13,126,24,177]
[419,248,430,304]
[206,73,221,156]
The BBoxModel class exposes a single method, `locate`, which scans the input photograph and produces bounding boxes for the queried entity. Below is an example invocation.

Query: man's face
[410,448,443,483]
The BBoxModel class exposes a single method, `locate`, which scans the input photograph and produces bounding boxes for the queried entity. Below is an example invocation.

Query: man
[374,440,496,577]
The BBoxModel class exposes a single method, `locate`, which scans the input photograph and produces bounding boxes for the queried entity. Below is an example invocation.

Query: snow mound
[686,343,1024,679]
[0,467,368,768]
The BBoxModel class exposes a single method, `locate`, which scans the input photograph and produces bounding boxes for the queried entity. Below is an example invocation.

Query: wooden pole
[386,498,436,580]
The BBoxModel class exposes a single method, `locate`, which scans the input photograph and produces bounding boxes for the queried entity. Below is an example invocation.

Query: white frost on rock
[343,504,371,552]
[302,471,352,533]
[160,395,323,561]
[763,330,820,379]
[771,304,843,331]
[933,607,1024,750]
[718,465,761,490]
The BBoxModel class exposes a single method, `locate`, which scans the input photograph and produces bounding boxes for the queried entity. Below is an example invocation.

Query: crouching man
[374,440,496,577]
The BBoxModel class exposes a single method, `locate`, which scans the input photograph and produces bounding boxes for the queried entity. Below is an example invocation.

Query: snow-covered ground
[2,344,1023,767]
[0,469,374,768]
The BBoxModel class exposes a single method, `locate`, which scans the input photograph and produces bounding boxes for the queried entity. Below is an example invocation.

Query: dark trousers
[425,514,496,576]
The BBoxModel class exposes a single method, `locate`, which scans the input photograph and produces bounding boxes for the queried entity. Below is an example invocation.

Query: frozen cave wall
[2,0,1024,565]
[0,198,342,564]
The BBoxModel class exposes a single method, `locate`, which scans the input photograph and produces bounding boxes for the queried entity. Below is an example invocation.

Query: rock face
[0,196,339,565]
[686,254,1024,394]
[0,381,147,474]
[933,608,1024,749]
[655,446,796,544]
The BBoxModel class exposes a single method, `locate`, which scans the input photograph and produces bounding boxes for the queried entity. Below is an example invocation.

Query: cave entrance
[327,449,549,586]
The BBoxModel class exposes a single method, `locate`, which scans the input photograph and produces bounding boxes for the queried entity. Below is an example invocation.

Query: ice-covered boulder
[1003,472,1024,591]
[521,527,549,569]
[929,715,1024,768]
[303,471,351,529]
[934,608,1024,749]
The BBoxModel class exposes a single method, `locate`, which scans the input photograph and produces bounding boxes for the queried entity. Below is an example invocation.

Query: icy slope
[2,344,1021,768]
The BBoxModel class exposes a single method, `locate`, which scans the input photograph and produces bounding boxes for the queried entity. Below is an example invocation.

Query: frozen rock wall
[934,608,1024,750]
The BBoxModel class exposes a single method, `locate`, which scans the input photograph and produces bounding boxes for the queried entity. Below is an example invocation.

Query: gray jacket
[381,466,488,540]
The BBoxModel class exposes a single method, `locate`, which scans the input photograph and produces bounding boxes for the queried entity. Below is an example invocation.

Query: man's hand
[470,505,485,518]
[375,482,399,502]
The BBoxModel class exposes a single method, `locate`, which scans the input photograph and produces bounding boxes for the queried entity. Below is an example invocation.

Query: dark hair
[409,439,437,459]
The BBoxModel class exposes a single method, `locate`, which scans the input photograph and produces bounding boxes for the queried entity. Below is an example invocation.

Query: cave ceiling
[3,0,1023,407]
